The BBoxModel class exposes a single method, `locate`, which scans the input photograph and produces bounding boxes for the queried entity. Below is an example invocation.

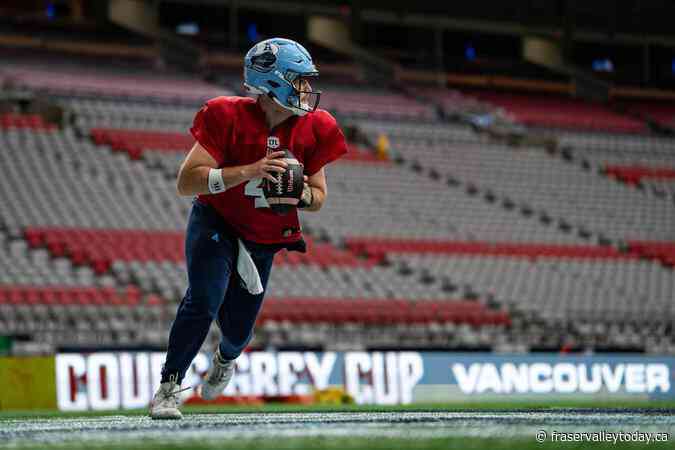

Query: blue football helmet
[244,38,321,116]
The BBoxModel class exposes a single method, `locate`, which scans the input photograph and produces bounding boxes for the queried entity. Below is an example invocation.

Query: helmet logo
[255,42,279,56]
[250,42,279,73]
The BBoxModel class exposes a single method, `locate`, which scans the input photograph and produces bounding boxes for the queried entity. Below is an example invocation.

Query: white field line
[1,411,673,447]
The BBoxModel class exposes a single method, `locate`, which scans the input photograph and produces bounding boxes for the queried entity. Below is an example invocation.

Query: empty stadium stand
[2,63,224,102]
[1,51,674,355]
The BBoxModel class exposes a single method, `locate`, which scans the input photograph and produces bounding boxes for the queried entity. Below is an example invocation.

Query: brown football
[263,149,304,215]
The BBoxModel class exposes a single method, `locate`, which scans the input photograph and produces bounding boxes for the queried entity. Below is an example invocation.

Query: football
[263,149,304,215]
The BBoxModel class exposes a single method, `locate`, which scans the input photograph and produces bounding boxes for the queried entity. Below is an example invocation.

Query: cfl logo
[267,136,279,149]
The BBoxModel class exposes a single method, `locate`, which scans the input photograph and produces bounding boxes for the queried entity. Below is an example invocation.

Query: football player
[150,38,348,419]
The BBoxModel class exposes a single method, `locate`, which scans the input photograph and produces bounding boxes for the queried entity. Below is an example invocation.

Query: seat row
[258,298,510,325]
[628,241,675,266]
[345,238,637,260]
[0,285,142,306]
[0,113,56,130]
[24,228,184,273]
[23,227,381,271]
[90,128,192,160]
[466,91,646,133]
[620,100,675,129]
[604,165,675,184]
[0,286,509,326]
[5,65,227,102]
[320,87,437,120]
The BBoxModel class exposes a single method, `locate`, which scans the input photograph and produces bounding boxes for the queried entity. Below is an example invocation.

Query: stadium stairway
[361,113,675,257]
[531,131,675,266]
[544,129,675,204]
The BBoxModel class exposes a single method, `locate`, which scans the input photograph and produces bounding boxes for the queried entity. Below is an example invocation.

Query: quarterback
[150,38,348,419]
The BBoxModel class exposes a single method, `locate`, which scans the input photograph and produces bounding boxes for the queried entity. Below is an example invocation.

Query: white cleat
[149,376,184,420]
[201,349,235,400]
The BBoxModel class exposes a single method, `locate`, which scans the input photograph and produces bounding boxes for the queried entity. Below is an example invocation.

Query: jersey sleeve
[189,100,228,166]
[305,110,348,176]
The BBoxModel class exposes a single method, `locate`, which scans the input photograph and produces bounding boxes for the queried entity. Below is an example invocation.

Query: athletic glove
[298,183,313,209]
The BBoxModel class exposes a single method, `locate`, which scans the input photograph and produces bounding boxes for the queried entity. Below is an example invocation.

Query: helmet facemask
[285,72,321,115]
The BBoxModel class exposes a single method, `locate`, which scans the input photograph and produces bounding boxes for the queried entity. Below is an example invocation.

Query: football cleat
[149,375,185,420]
[201,349,236,400]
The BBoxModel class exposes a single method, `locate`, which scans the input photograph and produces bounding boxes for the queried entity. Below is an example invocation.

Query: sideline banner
[53,352,675,411]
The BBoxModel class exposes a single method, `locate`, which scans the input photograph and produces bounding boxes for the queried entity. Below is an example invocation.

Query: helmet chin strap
[271,96,308,116]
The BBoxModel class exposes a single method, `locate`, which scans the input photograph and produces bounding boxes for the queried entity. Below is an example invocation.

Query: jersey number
[244,178,270,208]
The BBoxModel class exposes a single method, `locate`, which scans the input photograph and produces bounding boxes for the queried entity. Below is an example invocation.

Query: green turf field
[2,398,675,419]
[1,401,674,450]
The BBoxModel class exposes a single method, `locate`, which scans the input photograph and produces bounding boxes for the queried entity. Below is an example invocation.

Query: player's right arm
[176,143,287,196]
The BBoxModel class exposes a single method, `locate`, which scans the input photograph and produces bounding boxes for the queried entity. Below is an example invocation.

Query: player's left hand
[298,175,313,208]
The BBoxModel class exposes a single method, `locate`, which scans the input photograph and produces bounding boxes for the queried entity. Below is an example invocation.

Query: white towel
[236,238,263,295]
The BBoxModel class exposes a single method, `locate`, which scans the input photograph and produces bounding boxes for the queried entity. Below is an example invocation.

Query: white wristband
[208,168,227,194]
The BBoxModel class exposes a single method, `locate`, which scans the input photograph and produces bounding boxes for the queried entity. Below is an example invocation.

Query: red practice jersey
[190,96,348,244]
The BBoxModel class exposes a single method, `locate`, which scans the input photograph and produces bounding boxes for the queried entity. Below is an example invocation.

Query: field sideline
[1,400,674,450]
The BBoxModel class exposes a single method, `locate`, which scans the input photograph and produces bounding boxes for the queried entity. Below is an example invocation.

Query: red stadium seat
[465,91,647,133]
[344,238,634,260]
